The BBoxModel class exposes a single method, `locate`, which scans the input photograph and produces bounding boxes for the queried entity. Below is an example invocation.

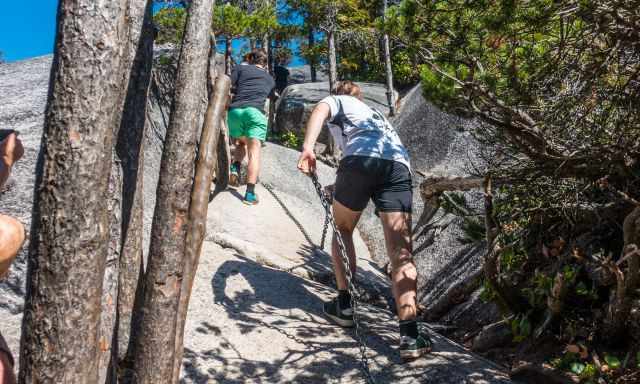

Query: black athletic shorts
[334,156,412,213]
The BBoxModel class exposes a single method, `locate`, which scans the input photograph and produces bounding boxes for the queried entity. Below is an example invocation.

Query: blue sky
[0,1,58,62]
[0,1,306,66]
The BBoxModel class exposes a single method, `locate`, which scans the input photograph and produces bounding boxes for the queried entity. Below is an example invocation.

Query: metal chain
[263,182,317,248]
[320,206,330,250]
[308,173,377,384]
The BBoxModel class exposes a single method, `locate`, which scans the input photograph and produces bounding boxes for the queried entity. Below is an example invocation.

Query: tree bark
[19,1,131,382]
[308,28,317,82]
[132,0,215,381]
[323,28,341,163]
[262,34,270,67]
[381,0,395,116]
[95,3,156,383]
[97,155,122,384]
[171,70,231,384]
[225,36,232,75]
[113,1,155,379]
[328,29,338,93]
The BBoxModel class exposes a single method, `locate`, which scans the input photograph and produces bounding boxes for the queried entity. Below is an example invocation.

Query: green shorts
[227,106,268,141]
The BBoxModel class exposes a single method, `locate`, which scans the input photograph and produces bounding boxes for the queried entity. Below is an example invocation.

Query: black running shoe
[399,325,433,360]
[323,297,354,327]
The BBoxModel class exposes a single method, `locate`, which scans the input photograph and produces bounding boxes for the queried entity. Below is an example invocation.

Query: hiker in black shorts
[297,81,432,360]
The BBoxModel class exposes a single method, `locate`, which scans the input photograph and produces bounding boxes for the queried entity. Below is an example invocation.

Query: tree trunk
[171,70,231,384]
[132,0,215,381]
[225,36,232,75]
[325,27,341,160]
[19,0,131,382]
[98,154,123,384]
[382,0,395,116]
[95,3,155,383]
[262,34,270,60]
[266,35,273,73]
[114,1,155,379]
[327,29,337,93]
[308,28,317,82]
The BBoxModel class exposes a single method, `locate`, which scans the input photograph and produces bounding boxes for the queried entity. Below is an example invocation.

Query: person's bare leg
[233,137,247,164]
[0,215,25,279]
[331,200,361,290]
[380,211,417,321]
[246,138,262,185]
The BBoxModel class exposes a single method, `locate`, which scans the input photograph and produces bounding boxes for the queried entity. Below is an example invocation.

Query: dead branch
[421,176,484,205]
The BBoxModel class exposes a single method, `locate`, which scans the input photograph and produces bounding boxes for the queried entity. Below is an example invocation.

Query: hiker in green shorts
[228,49,275,205]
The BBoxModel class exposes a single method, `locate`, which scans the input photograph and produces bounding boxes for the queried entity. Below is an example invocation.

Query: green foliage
[387,0,639,180]
[212,4,251,39]
[153,7,187,45]
[439,192,486,244]
[286,0,407,84]
[500,246,527,273]
[276,131,301,148]
[571,362,597,380]
[522,271,553,308]
[391,51,420,86]
[479,279,498,303]
[551,351,579,370]
[604,354,621,370]
[511,314,532,342]
[157,54,176,67]
[154,2,281,49]
[245,3,278,40]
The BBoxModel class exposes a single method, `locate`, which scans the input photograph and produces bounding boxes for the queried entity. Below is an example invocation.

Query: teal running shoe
[230,162,240,187]
[243,191,259,205]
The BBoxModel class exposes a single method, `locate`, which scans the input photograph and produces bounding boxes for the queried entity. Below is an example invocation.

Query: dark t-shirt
[274,65,290,92]
[230,64,275,113]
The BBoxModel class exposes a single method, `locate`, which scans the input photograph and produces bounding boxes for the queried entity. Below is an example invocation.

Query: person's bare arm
[0,133,25,279]
[0,134,23,189]
[297,102,331,175]
[0,331,15,384]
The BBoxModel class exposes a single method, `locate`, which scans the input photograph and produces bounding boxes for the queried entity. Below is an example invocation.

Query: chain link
[309,173,377,384]
[320,206,330,250]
